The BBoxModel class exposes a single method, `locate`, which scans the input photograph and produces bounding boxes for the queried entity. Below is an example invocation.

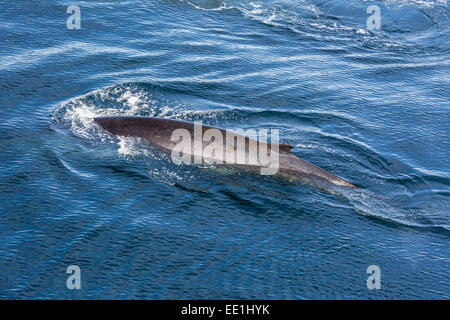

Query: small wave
[185,0,449,55]
[338,186,450,231]
[182,0,230,11]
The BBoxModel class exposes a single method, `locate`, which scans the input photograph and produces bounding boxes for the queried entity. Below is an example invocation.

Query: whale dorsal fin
[279,143,294,154]
[269,143,293,154]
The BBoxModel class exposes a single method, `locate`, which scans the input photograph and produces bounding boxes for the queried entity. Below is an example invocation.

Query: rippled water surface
[0,0,449,299]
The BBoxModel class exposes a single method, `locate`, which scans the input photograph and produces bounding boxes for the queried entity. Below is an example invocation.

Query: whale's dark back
[94,116,215,150]
[94,116,356,188]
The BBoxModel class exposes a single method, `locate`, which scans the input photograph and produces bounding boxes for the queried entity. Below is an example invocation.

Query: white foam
[182,0,230,11]
[53,85,176,144]
[117,136,151,157]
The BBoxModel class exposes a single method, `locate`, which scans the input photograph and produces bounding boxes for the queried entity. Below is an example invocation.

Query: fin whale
[94,116,356,189]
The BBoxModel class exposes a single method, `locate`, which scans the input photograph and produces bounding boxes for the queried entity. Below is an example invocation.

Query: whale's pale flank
[94,116,356,189]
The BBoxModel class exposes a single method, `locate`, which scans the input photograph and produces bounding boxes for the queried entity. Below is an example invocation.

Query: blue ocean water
[0,0,449,299]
